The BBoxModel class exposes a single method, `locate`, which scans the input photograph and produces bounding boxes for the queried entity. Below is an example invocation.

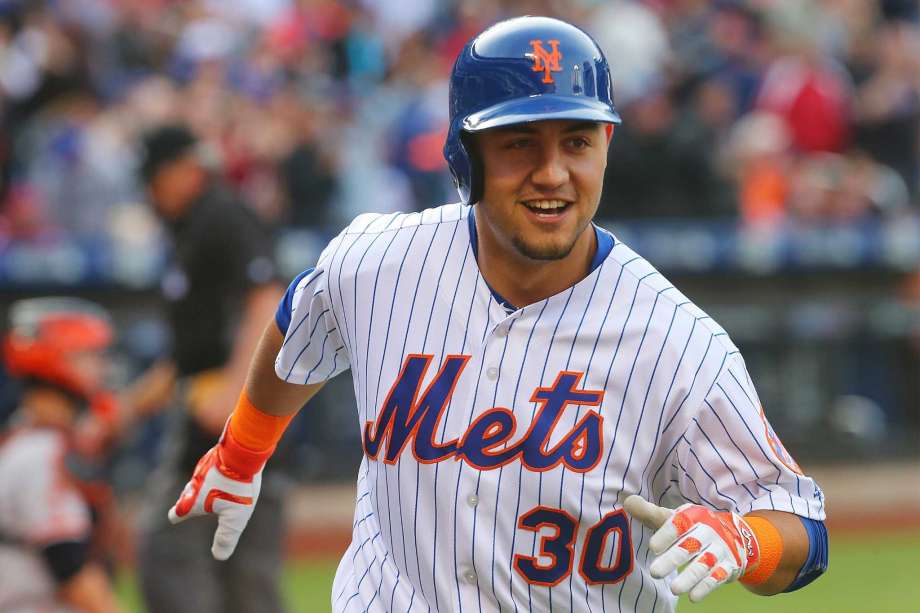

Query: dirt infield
[283,461,920,558]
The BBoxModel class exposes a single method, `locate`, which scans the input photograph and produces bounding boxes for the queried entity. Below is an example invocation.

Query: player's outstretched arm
[625,495,818,601]
[168,321,325,560]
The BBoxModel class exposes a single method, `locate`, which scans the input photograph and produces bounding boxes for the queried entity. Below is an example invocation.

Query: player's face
[475,120,610,261]
[148,155,205,220]
[67,349,109,394]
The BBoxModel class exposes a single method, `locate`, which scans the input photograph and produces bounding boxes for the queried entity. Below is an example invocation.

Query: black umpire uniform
[136,125,286,613]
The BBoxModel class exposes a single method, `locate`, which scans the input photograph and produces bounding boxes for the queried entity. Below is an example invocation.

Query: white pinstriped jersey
[275,203,825,613]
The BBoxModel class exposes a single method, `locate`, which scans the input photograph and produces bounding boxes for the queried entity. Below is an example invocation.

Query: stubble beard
[510,232,578,261]
[510,212,594,261]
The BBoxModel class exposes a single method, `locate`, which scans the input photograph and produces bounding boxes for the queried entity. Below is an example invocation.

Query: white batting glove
[168,426,271,560]
[624,495,760,602]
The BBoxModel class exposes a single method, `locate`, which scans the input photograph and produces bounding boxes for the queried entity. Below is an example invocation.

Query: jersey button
[495,325,508,338]
[462,569,478,585]
[486,367,499,380]
[467,494,479,507]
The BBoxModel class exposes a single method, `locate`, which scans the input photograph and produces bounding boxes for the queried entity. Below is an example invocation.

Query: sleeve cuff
[784,517,828,592]
[275,267,315,334]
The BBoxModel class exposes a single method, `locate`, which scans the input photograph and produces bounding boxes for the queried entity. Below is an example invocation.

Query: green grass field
[119,531,920,612]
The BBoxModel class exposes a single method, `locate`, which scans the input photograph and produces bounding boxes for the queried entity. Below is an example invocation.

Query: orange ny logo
[528,39,562,84]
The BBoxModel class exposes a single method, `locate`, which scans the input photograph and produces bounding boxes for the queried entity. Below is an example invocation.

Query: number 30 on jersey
[514,506,633,586]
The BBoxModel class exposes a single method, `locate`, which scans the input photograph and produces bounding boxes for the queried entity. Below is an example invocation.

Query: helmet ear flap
[459,132,484,205]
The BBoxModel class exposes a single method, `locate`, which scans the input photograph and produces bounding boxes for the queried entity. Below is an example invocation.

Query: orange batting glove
[167,424,271,560]
[625,494,760,602]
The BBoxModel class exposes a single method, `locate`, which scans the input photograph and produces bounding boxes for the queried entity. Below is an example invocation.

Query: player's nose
[529,145,569,191]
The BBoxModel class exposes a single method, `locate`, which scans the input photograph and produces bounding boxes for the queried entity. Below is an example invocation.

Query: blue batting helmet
[443,16,621,205]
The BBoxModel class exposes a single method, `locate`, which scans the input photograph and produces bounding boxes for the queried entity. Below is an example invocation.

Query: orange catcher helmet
[3,297,114,400]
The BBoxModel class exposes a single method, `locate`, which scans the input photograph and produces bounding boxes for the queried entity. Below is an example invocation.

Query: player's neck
[475,219,597,308]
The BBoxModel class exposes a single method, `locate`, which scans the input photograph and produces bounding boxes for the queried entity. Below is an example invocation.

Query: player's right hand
[167,426,270,560]
[624,494,760,602]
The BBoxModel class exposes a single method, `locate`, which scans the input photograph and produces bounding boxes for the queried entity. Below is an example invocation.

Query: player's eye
[566,136,591,150]
[505,138,533,150]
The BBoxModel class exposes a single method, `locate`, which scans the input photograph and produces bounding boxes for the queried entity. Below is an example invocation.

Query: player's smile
[519,198,574,223]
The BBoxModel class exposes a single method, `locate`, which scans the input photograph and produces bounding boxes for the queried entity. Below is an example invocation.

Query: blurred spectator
[692,74,741,141]
[668,1,769,118]
[13,90,138,238]
[134,123,287,613]
[364,0,440,52]
[598,83,735,219]
[725,111,792,226]
[436,0,497,68]
[788,151,910,223]
[385,31,452,210]
[850,18,920,198]
[880,0,920,22]
[276,91,339,228]
[587,0,671,107]
[756,3,854,154]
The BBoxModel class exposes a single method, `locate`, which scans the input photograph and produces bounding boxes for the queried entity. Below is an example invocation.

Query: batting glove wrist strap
[216,425,274,481]
[227,389,294,452]
[739,515,785,586]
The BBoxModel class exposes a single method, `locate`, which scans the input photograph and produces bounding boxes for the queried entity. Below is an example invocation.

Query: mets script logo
[363,354,605,472]
[528,39,562,84]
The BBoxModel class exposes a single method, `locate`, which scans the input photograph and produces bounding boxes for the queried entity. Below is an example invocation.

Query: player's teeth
[526,200,566,210]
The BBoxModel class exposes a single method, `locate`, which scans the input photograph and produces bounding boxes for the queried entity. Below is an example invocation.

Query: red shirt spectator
[756,55,852,153]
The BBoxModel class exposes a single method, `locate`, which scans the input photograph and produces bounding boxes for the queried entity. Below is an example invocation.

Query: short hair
[139,123,197,183]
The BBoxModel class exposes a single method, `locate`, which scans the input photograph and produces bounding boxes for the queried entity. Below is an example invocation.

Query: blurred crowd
[1,0,919,246]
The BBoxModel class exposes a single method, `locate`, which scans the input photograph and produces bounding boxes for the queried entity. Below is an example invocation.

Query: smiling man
[167,16,828,612]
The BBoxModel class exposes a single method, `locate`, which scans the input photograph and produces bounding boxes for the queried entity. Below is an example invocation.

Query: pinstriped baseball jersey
[275,203,825,613]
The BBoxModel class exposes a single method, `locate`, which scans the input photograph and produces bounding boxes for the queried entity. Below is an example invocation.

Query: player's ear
[604,124,614,144]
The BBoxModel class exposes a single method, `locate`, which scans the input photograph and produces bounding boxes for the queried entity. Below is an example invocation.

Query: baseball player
[1,298,123,613]
[170,16,828,612]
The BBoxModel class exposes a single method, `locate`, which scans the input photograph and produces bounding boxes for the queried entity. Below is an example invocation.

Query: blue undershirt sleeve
[275,267,315,335]
[784,517,828,592]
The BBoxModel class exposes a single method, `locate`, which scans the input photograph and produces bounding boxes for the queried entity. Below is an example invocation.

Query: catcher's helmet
[444,16,621,205]
[3,298,113,400]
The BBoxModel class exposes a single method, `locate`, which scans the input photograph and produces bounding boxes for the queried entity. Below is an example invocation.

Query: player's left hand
[624,495,760,602]
[167,427,266,561]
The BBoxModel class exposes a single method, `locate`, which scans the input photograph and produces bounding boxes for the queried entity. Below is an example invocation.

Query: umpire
[136,124,287,613]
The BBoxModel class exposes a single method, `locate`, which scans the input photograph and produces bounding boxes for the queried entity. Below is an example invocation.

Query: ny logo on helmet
[528,39,562,84]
